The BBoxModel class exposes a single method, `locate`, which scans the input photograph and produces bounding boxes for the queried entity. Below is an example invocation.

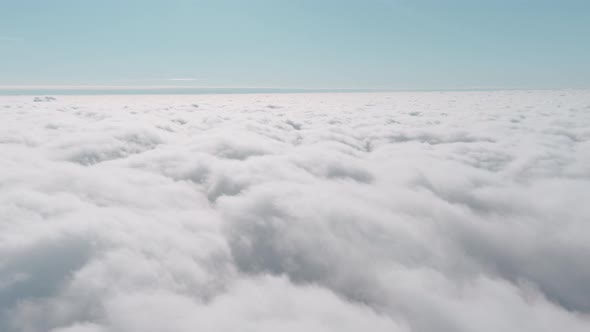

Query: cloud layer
[1,91,589,331]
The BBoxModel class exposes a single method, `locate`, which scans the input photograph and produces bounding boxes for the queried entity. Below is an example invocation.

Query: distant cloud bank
[165,78,199,81]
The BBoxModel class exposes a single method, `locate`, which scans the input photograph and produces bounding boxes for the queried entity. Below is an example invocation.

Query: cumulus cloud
[0,91,589,331]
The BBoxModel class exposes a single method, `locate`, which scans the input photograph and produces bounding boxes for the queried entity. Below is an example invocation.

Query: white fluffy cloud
[0,91,589,331]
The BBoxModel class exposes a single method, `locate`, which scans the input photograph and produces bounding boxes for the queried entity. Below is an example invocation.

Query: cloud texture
[1,91,589,331]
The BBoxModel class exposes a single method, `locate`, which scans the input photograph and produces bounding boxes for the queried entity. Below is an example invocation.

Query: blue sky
[1,0,589,89]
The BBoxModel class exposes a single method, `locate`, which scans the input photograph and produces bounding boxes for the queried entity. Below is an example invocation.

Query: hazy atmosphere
[1,1,589,332]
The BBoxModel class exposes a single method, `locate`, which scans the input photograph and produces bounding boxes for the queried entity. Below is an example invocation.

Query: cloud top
[1,91,589,331]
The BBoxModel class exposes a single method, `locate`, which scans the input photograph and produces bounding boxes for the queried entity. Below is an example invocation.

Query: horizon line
[0,84,393,91]
[0,85,587,96]
[1,84,586,90]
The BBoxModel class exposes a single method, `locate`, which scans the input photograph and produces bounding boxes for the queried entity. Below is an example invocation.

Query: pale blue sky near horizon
[1,0,589,90]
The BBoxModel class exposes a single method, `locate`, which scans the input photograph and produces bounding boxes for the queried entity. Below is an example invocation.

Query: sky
[1,0,589,90]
